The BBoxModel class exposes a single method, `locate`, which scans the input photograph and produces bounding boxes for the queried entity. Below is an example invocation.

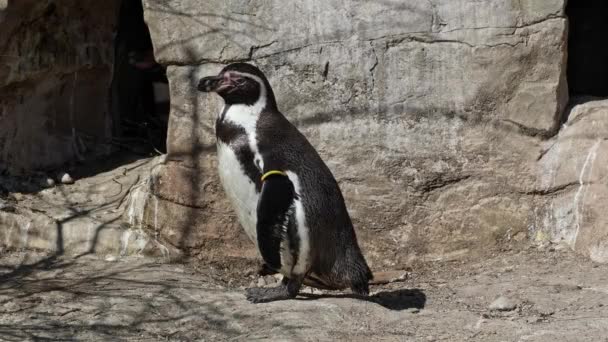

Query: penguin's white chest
[215,103,264,245]
[217,141,259,244]
[215,103,311,277]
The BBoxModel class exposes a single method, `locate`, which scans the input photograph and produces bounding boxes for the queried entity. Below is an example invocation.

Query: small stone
[60,172,74,184]
[263,275,277,286]
[0,199,12,211]
[41,177,55,187]
[526,316,545,323]
[489,296,517,311]
[104,255,118,262]
[257,277,266,287]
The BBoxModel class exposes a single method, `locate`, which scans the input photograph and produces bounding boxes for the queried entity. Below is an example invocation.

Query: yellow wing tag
[261,170,288,182]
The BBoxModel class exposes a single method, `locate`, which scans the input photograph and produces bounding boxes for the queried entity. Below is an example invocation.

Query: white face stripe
[228,70,268,99]
[221,71,267,173]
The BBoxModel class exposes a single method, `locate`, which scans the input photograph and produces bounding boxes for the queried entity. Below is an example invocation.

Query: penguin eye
[233,76,250,88]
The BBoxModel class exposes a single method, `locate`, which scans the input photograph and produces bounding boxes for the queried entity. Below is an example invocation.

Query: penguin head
[198,63,277,107]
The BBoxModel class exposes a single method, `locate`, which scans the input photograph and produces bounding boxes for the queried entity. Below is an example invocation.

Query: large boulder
[534,99,608,262]
[0,0,118,174]
[138,0,572,267]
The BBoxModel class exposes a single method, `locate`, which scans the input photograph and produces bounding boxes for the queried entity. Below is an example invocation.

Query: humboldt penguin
[197,63,372,303]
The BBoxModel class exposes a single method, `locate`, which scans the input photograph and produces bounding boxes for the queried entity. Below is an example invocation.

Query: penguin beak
[198,73,234,93]
[197,75,223,92]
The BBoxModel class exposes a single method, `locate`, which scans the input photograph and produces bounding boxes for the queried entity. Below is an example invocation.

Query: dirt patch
[1,246,607,341]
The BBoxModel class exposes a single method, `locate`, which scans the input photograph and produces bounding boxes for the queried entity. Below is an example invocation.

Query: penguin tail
[351,268,412,295]
[347,257,373,296]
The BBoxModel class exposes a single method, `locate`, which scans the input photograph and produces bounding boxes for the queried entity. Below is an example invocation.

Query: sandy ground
[1,246,607,341]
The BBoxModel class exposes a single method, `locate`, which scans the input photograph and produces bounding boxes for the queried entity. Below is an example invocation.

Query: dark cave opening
[566,0,608,97]
[111,0,169,154]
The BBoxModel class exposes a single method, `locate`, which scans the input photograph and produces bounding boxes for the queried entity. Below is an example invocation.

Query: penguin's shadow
[297,288,426,311]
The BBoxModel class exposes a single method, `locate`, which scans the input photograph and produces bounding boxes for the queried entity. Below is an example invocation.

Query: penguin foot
[245,277,302,303]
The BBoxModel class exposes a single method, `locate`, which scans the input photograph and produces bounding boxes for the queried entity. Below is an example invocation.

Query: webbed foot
[245,276,302,303]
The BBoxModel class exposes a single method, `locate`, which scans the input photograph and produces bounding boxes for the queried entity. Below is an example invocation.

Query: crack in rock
[516,181,582,196]
[415,174,472,194]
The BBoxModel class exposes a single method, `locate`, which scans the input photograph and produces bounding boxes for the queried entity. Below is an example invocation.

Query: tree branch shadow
[297,288,426,311]
[0,254,308,341]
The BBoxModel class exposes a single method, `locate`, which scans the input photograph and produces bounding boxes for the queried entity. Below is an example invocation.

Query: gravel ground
[1,247,607,341]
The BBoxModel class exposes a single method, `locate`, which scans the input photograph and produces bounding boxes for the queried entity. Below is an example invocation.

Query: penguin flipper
[256,174,295,271]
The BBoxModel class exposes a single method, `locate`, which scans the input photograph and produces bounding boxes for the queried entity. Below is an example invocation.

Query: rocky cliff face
[0,0,118,174]
[133,0,607,268]
[2,0,606,267]
[535,98,608,263]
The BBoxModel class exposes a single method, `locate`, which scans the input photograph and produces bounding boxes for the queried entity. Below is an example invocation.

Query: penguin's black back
[255,109,372,289]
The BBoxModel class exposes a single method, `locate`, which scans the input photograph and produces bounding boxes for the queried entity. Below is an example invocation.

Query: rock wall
[1,0,605,266]
[0,0,119,174]
[136,0,598,268]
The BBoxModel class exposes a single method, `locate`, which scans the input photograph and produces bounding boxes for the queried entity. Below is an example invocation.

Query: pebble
[263,275,278,286]
[489,296,517,311]
[104,255,118,262]
[257,277,267,287]
[0,199,9,210]
[40,177,55,188]
[45,177,55,188]
[60,172,74,184]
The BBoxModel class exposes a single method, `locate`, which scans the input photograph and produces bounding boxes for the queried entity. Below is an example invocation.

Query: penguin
[197,63,372,303]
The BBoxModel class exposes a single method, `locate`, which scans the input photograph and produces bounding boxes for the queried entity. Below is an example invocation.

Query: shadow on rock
[298,288,426,311]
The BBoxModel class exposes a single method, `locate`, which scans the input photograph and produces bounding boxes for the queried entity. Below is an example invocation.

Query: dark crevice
[498,119,557,140]
[566,1,608,97]
[322,61,329,80]
[110,0,169,154]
